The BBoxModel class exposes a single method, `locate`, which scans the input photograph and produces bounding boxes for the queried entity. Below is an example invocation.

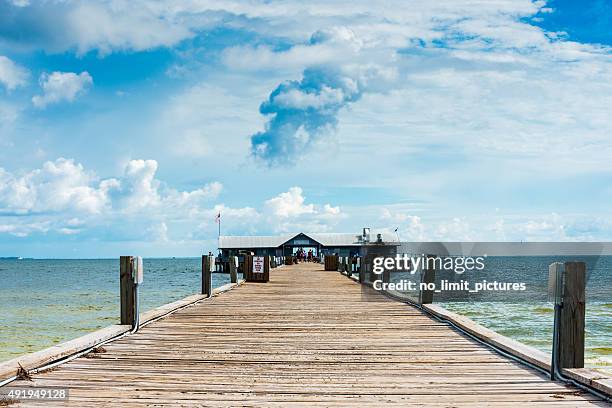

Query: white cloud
[1,0,554,58]
[32,71,93,108]
[323,204,341,216]
[109,159,223,214]
[65,2,192,55]
[58,227,81,235]
[0,56,28,90]
[264,186,343,232]
[0,221,49,237]
[222,26,363,73]
[265,187,315,218]
[112,159,160,211]
[4,0,612,248]
[0,158,111,215]
[380,208,425,241]
[0,158,225,238]
[1,0,193,55]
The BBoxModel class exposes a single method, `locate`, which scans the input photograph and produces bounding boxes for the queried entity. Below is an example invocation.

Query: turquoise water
[384,255,611,375]
[441,301,611,375]
[1,257,610,377]
[0,258,237,362]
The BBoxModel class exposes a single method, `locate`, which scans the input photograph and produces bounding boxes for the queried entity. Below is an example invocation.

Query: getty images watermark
[371,254,527,293]
[361,242,606,302]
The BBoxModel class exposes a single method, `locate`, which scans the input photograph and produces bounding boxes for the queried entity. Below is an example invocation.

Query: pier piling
[559,261,586,369]
[202,255,213,297]
[420,255,436,304]
[119,256,137,326]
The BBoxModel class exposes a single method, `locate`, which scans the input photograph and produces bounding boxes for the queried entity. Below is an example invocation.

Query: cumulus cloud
[248,25,400,165]
[265,186,315,217]
[4,0,612,247]
[0,158,112,215]
[32,71,93,108]
[111,159,160,211]
[0,162,344,241]
[227,1,612,168]
[264,186,342,232]
[0,158,224,238]
[250,66,391,165]
[0,56,28,90]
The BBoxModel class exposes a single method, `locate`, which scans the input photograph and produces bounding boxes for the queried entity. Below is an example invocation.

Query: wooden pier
[3,262,610,406]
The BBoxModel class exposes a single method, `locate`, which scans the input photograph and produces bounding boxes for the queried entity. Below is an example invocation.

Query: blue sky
[1,0,612,257]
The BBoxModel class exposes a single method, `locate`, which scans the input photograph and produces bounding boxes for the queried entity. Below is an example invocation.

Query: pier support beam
[229,256,238,283]
[420,255,436,305]
[358,257,365,283]
[559,261,586,369]
[202,255,213,297]
[120,256,136,326]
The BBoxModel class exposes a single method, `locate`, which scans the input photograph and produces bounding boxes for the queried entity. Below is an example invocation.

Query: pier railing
[0,254,248,385]
[0,253,293,384]
[327,253,610,398]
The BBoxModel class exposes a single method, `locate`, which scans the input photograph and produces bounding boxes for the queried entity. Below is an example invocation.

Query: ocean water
[0,258,238,363]
[440,301,611,375]
[0,257,610,377]
[385,255,611,375]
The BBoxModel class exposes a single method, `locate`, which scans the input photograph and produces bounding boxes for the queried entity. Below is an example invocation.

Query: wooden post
[382,265,391,285]
[243,255,269,283]
[244,254,253,281]
[229,256,238,283]
[368,254,379,282]
[120,256,136,326]
[420,255,436,304]
[263,255,270,282]
[324,255,338,271]
[202,255,213,297]
[559,261,586,368]
[358,257,365,283]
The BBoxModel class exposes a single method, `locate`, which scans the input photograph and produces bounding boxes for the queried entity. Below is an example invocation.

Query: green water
[386,255,611,376]
[1,258,610,377]
[441,301,611,375]
[0,258,235,362]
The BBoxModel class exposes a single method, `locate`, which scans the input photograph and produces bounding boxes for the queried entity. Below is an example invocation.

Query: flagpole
[217,213,221,252]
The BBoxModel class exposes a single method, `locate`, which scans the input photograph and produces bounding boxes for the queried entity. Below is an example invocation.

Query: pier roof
[219,232,363,249]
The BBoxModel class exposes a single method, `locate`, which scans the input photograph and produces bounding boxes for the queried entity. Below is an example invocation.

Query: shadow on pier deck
[7,262,610,407]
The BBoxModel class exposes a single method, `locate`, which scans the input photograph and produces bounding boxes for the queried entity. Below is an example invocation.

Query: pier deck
[7,262,609,407]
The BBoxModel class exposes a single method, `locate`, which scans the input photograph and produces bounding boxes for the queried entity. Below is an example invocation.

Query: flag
[215,212,221,223]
